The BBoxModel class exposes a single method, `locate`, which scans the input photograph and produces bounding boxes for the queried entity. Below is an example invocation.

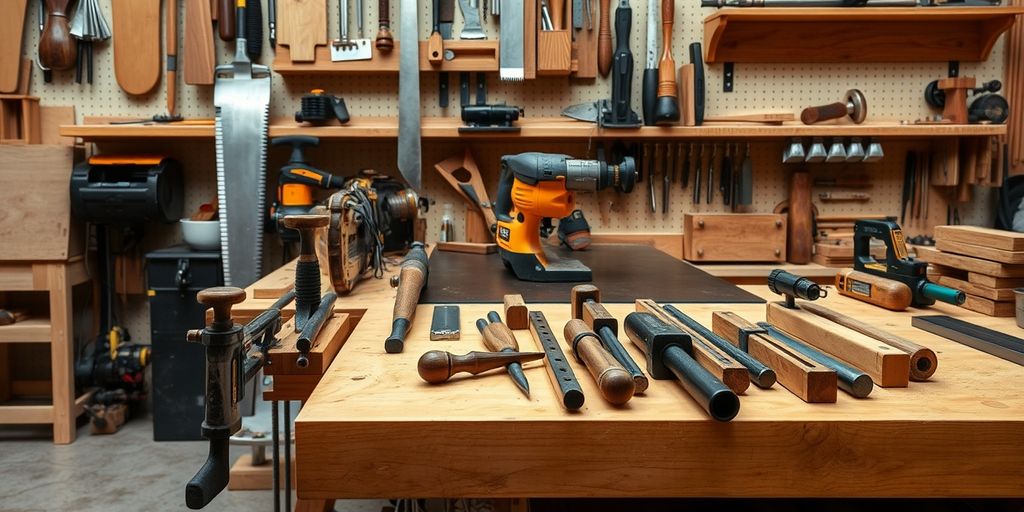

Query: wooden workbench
[243,248,1024,500]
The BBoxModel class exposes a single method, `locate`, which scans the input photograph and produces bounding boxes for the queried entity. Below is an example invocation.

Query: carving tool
[214,0,272,287]
[477,312,531,396]
[498,0,523,80]
[641,0,658,125]
[663,143,671,213]
[70,0,110,84]
[912,316,1024,367]
[572,285,649,393]
[720,143,732,205]
[385,242,429,353]
[597,0,611,76]
[654,0,679,124]
[662,305,776,389]
[529,311,585,410]
[397,0,422,190]
[418,350,545,384]
[331,0,372,60]
[693,144,702,204]
[375,0,393,50]
[758,322,873,398]
[689,42,705,125]
[564,320,635,405]
[438,0,454,106]
[625,312,740,422]
[680,143,690,189]
[430,305,461,340]
[706,144,716,204]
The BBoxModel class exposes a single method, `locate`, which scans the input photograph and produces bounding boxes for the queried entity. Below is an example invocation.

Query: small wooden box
[0,145,83,261]
[683,213,787,263]
[0,95,41,144]
[537,31,572,76]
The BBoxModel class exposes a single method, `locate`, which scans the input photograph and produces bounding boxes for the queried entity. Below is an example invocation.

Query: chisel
[477,312,531,396]
[707,144,716,204]
[693,144,703,204]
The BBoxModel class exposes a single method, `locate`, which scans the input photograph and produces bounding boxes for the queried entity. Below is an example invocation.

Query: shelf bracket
[948,61,960,78]
[723,62,734,92]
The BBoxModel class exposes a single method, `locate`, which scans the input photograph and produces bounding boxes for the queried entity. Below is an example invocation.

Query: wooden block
[926,263,966,280]
[968,272,1024,289]
[503,294,528,330]
[712,311,837,404]
[436,242,496,255]
[464,206,493,244]
[915,246,1024,278]
[39,106,75,145]
[252,260,296,299]
[683,214,786,263]
[0,95,41,143]
[677,64,695,127]
[265,313,353,376]
[935,275,1015,302]
[573,15,597,78]
[277,0,327,62]
[537,31,572,76]
[961,294,1016,317]
[635,299,749,394]
[0,145,77,260]
[703,112,795,124]
[524,0,536,80]
[229,453,288,490]
[111,0,161,95]
[184,0,216,85]
[766,302,910,388]
[936,225,1024,252]
[936,240,1024,264]
[263,374,322,401]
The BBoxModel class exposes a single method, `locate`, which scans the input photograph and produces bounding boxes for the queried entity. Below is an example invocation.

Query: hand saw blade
[397,0,422,190]
[214,45,272,287]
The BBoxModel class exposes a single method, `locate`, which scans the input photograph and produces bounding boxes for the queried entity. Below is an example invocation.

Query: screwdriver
[476,312,531,396]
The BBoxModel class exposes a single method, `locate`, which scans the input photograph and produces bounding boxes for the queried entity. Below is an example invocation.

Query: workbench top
[269,252,1024,499]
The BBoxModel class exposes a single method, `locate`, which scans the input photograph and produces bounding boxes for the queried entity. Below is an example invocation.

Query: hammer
[571,285,649,393]
[800,89,867,125]
[624,312,740,421]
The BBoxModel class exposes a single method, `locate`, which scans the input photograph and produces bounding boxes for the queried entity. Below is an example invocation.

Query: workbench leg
[48,263,76,444]
[294,499,334,512]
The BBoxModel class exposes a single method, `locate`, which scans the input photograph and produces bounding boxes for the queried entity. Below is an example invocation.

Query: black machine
[925,79,1009,124]
[294,89,350,125]
[70,155,184,416]
[460,104,523,132]
[853,219,965,308]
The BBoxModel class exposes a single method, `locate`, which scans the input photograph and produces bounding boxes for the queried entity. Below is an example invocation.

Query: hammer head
[571,284,600,320]
[845,89,867,124]
[623,312,693,380]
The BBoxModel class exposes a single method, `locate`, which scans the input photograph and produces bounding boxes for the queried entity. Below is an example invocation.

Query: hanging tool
[901,151,916,224]
[384,242,428,353]
[39,0,76,71]
[375,0,393,50]
[689,42,705,125]
[159,0,180,116]
[214,0,272,287]
[852,219,965,308]
[644,144,656,212]
[418,350,545,384]
[332,0,372,60]
[663,144,671,213]
[476,311,532,396]
[801,89,868,124]
[294,90,350,125]
[397,0,422,190]
[428,0,443,66]
[529,311,585,410]
[707,144,716,204]
[0,0,28,92]
[720,143,732,205]
[184,0,216,84]
[597,0,611,76]
[625,312,740,421]
[219,0,235,40]
[70,0,110,84]
[437,0,455,107]
[494,152,636,282]
[269,0,276,48]
[651,143,662,213]
[563,320,635,405]
[693,144,703,204]
[680,143,690,189]
[641,0,659,126]
[571,285,649,393]
[498,0,523,80]
[458,0,485,39]
[245,0,263,60]
[111,0,161,94]
[654,0,679,125]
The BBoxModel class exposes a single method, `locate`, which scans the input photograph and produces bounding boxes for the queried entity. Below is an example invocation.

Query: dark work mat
[420,244,764,304]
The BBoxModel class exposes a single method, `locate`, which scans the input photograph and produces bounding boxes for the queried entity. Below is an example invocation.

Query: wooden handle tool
[219,0,236,40]
[551,0,565,29]
[384,243,429,354]
[39,0,76,70]
[597,0,611,76]
[165,0,179,117]
[800,89,867,125]
[835,269,913,311]
[653,0,679,125]
[564,319,635,405]
[428,0,443,66]
[477,312,531,396]
[418,350,545,384]
[375,0,393,50]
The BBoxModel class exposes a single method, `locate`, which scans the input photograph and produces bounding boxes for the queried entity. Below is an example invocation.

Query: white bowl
[181,220,221,251]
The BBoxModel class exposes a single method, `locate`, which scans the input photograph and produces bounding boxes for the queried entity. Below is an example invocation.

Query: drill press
[494,152,636,282]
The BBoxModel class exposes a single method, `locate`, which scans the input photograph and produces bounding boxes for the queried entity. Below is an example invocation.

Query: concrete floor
[0,416,388,512]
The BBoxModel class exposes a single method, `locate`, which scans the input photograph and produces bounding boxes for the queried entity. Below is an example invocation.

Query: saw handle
[219,0,236,40]
[597,0,612,76]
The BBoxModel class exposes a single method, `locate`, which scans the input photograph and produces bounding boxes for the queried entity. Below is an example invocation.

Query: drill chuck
[564,156,637,193]
[921,282,966,306]
[768,269,824,306]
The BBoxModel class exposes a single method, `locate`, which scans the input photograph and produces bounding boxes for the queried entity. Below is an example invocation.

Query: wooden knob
[564,319,635,405]
[282,214,329,230]
[197,286,246,324]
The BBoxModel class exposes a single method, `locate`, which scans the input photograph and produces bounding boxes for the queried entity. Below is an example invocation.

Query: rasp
[214,0,271,287]
[397,0,422,190]
[499,0,523,80]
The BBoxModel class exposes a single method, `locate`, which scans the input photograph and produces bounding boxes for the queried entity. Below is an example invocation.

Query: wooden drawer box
[683,213,787,263]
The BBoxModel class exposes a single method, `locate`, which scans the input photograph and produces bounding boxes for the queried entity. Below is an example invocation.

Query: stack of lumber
[916,225,1024,317]
[812,215,888,267]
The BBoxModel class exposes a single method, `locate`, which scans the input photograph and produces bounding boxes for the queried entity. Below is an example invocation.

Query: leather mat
[420,244,764,304]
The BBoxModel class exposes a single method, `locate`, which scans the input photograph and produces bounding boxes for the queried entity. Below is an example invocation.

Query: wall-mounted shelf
[703,7,1024,64]
[273,40,500,75]
[60,118,1008,142]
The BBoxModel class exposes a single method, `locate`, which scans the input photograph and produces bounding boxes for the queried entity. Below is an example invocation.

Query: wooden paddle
[184,0,215,84]
[0,0,28,92]
[111,0,161,95]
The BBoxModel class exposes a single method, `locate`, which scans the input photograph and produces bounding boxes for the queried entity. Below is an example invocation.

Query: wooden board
[968,272,1024,289]
[961,294,1015,318]
[683,214,786,263]
[0,145,77,261]
[39,106,75,145]
[253,260,296,299]
[111,0,162,95]
[766,302,911,387]
[276,0,327,63]
[936,239,1024,265]
[935,275,1016,302]
[265,313,353,376]
[184,0,216,85]
[436,242,496,255]
[0,0,28,93]
[915,246,1024,278]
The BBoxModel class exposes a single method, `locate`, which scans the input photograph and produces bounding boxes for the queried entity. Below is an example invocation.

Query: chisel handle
[384,243,429,353]
[657,0,675,98]
[478,315,520,352]
[597,0,612,76]
[800,101,848,124]
[219,0,236,40]
[564,319,635,405]
[418,350,545,384]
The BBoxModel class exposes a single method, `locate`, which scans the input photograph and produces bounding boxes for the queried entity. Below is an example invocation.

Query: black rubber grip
[185,438,230,509]
[385,318,410,353]
[642,68,658,126]
[245,0,263,60]
[294,259,321,326]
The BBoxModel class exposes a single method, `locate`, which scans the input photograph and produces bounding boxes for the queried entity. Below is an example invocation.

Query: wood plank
[0,0,28,94]
[263,374,322,402]
[38,106,76,145]
[111,0,161,95]
[712,311,837,403]
[0,318,52,343]
[436,242,497,255]
[276,0,327,62]
[0,404,53,423]
[47,264,75,444]
[961,294,1016,317]
[0,264,35,290]
[935,225,1024,252]
[252,260,296,299]
[265,313,352,376]
[936,275,1016,302]
[0,146,77,261]
[936,239,1024,264]
[915,246,1024,278]
[766,302,911,387]
[229,453,288,490]
[183,0,216,85]
[968,273,1024,289]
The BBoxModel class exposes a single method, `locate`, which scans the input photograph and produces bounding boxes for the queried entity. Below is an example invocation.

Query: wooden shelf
[703,7,1024,64]
[273,40,500,75]
[0,318,52,343]
[60,118,1008,142]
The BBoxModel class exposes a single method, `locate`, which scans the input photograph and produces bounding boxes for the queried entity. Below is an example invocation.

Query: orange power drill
[494,152,635,282]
